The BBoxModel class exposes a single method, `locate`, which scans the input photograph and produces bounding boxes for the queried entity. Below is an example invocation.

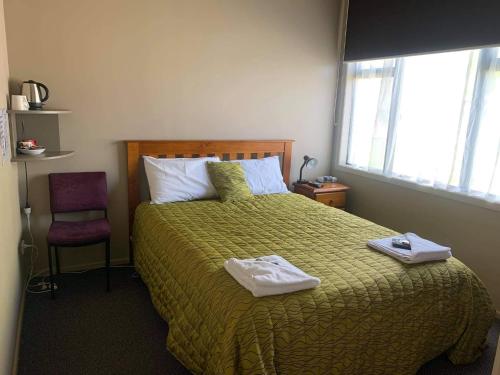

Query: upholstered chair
[47,172,111,298]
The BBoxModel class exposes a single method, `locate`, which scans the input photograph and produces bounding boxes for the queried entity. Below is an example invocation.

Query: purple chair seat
[48,219,111,247]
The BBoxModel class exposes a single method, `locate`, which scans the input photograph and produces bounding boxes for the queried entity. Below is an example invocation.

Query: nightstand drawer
[293,182,350,210]
[316,192,346,208]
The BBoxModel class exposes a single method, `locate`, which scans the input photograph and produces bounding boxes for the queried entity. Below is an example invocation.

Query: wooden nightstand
[293,182,351,210]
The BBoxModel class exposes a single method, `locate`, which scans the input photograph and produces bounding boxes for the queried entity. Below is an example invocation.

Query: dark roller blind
[344,0,500,61]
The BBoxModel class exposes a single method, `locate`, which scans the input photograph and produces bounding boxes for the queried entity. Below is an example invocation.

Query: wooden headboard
[125,139,294,244]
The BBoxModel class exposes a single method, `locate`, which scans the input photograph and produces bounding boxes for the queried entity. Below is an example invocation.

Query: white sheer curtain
[467,50,500,200]
[346,59,395,172]
[388,50,476,191]
[344,47,500,203]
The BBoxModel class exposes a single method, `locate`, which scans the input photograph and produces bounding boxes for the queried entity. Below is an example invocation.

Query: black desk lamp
[297,155,318,183]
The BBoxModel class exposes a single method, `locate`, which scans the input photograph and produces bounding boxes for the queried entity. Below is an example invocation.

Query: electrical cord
[26,265,135,293]
[24,161,29,208]
[24,207,43,293]
[20,161,48,294]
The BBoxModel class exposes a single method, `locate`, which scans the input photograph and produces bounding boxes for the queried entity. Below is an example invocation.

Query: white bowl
[18,147,46,156]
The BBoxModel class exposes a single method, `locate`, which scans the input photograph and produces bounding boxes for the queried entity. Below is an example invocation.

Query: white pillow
[143,156,220,203]
[232,156,289,195]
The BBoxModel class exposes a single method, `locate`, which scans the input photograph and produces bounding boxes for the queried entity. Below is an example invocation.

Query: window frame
[335,48,500,212]
[459,48,498,191]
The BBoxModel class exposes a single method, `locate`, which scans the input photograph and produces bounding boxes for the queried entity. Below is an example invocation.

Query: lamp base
[295,180,309,185]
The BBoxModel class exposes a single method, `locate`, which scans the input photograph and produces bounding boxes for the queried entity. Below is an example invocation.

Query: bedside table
[293,182,351,210]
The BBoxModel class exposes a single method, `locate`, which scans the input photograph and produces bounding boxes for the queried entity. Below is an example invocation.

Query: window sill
[335,163,500,213]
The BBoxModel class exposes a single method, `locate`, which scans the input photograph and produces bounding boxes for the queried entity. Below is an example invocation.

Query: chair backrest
[49,172,107,213]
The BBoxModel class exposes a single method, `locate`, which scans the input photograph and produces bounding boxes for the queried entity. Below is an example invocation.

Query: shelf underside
[7,109,71,115]
[11,151,75,162]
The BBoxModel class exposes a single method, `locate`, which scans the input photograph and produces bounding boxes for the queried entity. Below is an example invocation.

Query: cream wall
[0,0,22,372]
[4,0,341,271]
[332,163,500,311]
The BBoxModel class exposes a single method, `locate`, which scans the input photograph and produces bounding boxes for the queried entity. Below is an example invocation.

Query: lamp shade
[298,155,318,183]
[305,156,318,169]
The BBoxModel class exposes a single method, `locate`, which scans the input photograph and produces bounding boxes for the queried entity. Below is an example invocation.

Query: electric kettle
[21,80,49,110]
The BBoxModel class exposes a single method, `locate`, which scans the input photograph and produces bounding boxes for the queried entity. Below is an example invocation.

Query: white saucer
[18,147,46,155]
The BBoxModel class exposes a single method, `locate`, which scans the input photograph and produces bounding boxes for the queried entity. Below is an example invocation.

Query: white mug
[11,95,29,111]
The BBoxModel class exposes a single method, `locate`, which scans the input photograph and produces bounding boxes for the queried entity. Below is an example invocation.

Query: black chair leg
[55,246,61,275]
[129,236,134,266]
[105,239,111,292]
[47,243,55,299]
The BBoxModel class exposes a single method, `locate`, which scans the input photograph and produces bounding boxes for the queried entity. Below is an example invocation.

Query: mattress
[133,193,494,375]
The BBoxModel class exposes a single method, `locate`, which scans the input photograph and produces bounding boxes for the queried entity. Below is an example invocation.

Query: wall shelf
[11,151,75,162]
[7,109,71,115]
[8,108,74,162]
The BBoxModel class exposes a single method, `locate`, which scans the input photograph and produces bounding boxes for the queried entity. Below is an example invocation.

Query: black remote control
[392,238,411,250]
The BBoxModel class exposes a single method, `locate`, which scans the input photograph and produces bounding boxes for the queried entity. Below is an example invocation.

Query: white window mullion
[459,48,496,190]
[345,63,359,166]
[382,59,404,175]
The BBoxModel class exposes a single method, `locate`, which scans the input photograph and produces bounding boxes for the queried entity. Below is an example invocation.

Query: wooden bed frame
[125,140,294,262]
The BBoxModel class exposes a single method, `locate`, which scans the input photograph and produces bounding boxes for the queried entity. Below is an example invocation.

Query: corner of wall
[0,0,24,373]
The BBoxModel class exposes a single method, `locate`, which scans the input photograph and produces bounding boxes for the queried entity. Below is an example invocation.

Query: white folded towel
[367,233,451,264]
[224,255,320,297]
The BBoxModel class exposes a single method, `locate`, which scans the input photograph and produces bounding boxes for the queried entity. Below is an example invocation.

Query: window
[341,47,500,203]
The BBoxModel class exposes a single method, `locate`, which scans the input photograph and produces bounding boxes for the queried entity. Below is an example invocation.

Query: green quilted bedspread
[133,193,494,375]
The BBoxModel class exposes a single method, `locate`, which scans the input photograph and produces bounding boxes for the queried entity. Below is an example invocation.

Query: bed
[126,140,494,375]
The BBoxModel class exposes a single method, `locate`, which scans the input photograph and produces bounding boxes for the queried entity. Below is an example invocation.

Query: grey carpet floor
[18,268,499,375]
